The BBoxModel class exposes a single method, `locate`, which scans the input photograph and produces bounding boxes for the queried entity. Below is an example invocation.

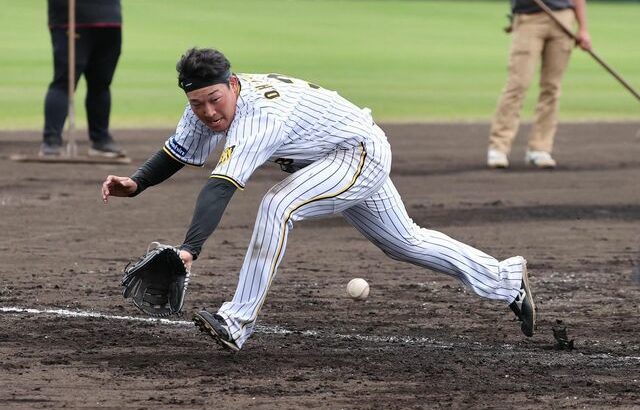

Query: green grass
[1,0,639,129]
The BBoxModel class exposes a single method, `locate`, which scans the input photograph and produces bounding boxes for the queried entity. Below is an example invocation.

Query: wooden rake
[9,0,130,165]
[532,0,640,102]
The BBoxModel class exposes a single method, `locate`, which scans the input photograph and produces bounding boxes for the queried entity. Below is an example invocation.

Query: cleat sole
[192,313,240,352]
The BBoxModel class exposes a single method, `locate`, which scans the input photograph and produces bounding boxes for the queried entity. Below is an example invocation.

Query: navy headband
[178,69,231,93]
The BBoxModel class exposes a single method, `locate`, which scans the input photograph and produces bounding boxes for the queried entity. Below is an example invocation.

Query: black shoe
[88,139,126,158]
[509,256,536,337]
[39,140,64,156]
[193,310,240,352]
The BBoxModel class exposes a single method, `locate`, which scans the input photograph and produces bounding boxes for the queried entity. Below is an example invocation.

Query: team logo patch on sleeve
[217,145,236,166]
[168,138,187,157]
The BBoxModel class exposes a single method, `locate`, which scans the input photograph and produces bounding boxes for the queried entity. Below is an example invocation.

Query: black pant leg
[84,28,122,143]
[42,28,90,143]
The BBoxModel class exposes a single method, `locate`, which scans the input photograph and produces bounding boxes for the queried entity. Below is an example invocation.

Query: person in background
[41,0,125,158]
[487,0,591,169]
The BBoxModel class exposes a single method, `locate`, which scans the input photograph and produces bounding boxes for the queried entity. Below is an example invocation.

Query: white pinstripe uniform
[165,73,525,349]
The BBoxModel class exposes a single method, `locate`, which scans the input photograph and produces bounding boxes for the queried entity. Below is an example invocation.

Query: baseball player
[101,48,536,352]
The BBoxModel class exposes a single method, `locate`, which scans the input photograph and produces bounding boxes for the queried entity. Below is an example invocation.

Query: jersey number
[263,74,320,99]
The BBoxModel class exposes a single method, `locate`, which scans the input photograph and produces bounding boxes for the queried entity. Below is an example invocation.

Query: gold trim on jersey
[162,146,204,167]
[210,174,245,190]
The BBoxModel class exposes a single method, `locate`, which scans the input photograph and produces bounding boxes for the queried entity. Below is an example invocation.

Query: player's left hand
[122,242,190,317]
[179,249,194,272]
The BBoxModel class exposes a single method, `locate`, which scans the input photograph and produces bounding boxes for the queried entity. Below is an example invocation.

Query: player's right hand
[101,175,137,203]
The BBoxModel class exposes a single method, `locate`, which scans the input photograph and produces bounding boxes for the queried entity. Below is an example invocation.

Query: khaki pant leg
[528,9,575,153]
[489,14,545,154]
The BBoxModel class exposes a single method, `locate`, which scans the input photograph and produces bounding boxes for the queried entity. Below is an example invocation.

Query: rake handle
[67,0,77,156]
[531,0,640,102]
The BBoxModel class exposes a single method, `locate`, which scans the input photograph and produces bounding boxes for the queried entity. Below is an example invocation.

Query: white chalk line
[2,306,639,364]
[0,306,447,345]
[1,306,192,326]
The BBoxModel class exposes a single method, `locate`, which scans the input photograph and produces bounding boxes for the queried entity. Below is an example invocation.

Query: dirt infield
[1,122,639,409]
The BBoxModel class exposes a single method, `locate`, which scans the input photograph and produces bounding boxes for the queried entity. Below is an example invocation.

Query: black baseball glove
[122,242,190,317]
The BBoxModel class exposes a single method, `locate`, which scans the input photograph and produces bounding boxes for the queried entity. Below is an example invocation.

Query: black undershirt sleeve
[180,178,237,260]
[129,149,185,196]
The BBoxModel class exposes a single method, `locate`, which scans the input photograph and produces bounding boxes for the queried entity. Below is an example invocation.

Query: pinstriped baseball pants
[217,139,524,348]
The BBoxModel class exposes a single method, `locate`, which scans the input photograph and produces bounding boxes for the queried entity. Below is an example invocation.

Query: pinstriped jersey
[164,106,224,167]
[164,73,388,188]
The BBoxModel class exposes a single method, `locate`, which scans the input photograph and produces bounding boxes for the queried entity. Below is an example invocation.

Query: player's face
[187,78,239,132]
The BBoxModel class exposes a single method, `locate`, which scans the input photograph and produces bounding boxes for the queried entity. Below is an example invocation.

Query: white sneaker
[487,149,509,168]
[525,150,556,168]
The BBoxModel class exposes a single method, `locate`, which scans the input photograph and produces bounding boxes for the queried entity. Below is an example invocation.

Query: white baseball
[347,278,370,300]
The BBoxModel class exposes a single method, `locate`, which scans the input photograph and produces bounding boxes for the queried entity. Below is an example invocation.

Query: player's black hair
[176,48,231,92]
